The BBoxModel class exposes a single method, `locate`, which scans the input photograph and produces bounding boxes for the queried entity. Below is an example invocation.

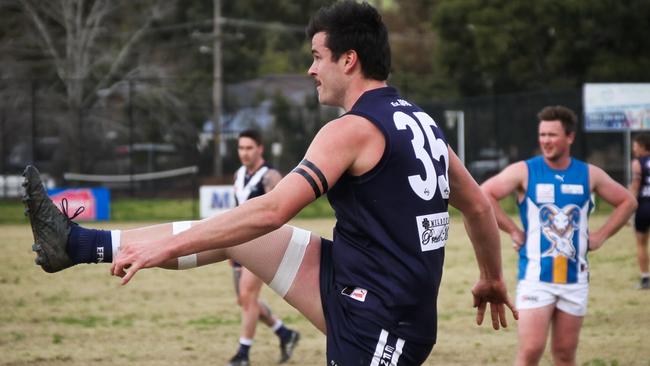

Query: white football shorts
[516,279,589,316]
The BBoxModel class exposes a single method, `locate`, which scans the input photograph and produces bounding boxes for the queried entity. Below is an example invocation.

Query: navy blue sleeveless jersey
[327,86,450,343]
[637,156,650,203]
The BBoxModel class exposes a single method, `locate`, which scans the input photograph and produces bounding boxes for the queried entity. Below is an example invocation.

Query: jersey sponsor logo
[390,99,412,107]
[539,203,580,260]
[561,184,584,195]
[341,286,368,302]
[416,212,449,252]
[535,183,555,203]
[554,174,565,182]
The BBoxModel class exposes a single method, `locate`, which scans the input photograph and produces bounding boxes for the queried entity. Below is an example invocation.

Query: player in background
[481,105,636,366]
[227,129,300,365]
[629,133,650,290]
[24,2,517,364]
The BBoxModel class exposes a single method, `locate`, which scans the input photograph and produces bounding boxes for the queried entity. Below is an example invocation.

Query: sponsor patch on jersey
[416,212,449,252]
[561,184,584,195]
[341,286,368,302]
[536,183,555,203]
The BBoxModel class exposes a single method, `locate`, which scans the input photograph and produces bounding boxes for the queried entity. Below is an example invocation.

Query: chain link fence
[0,78,628,202]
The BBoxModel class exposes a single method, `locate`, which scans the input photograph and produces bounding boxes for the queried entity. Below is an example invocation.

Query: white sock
[239,337,254,346]
[272,319,283,332]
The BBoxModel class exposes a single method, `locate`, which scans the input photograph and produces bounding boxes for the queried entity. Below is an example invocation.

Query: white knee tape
[173,221,197,269]
[269,226,311,297]
[178,254,198,269]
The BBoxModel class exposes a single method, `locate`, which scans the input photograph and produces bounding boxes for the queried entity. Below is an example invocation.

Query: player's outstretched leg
[23,165,76,272]
[23,165,117,272]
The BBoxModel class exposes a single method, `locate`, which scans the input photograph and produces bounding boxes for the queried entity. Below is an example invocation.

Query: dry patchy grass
[1,216,648,365]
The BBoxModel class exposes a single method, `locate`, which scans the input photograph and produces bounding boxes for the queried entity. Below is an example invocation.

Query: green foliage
[431,0,650,96]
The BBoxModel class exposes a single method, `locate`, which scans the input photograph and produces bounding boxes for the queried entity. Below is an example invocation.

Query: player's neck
[245,159,265,174]
[544,155,571,170]
[342,79,388,111]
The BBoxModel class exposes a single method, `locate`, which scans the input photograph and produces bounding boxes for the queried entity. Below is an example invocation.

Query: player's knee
[551,343,576,362]
[238,290,258,308]
[519,342,545,362]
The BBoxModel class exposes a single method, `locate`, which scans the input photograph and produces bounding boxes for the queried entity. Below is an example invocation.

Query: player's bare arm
[588,164,637,250]
[112,114,379,284]
[448,147,518,329]
[481,161,528,249]
[263,169,283,193]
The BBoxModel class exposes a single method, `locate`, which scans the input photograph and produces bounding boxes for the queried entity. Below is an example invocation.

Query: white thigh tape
[178,254,198,269]
[172,221,192,234]
[111,230,121,260]
[269,227,311,297]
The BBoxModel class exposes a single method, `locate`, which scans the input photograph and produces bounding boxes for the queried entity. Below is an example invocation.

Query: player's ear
[342,50,358,72]
[567,131,576,145]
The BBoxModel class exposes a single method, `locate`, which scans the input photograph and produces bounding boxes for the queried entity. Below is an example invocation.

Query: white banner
[199,185,235,219]
[584,83,650,131]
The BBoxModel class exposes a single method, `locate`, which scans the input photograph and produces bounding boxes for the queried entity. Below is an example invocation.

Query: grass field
[1,215,649,366]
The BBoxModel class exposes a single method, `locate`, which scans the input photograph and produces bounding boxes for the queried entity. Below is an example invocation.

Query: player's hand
[510,229,525,251]
[588,232,606,251]
[471,278,518,330]
[111,238,168,285]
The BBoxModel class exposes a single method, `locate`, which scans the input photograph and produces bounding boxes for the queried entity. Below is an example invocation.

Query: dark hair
[537,105,578,135]
[306,0,390,81]
[238,129,262,146]
[634,133,650,151]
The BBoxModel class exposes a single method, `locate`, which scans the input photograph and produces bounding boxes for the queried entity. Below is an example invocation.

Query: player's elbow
[462,193,494,220]
[256,200,290,231]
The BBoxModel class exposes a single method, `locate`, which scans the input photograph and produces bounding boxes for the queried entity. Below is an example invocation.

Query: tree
[6,0,191,176]
[431,0,650,97]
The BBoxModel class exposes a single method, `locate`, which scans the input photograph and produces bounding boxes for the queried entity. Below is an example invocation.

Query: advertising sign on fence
[200,185,235,219]
[584,83,650,131]
[47,187,111,221]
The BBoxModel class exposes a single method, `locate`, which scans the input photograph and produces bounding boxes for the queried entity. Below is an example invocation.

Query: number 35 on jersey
[393,111,449,201]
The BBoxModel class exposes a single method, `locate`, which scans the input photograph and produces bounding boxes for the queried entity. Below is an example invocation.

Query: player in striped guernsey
[481,105,636,366]
[630,133,650,290]
[227,129,300,366]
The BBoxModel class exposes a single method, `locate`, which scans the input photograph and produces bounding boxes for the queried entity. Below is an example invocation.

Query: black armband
[292,167,321,198]
[300,159,328,193]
